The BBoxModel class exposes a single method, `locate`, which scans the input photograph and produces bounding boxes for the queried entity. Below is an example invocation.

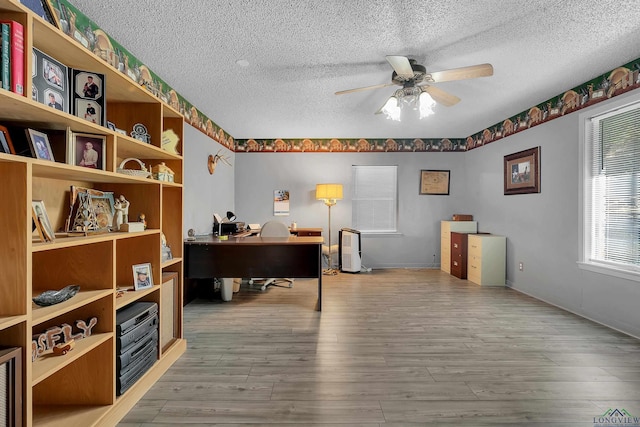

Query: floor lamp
[316,183,343,275]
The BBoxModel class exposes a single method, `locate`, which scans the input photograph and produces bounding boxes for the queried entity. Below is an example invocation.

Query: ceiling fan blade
[427,63,494,83]
[421,85,460,107]
[386,55,414,79]
[335,82,395,95]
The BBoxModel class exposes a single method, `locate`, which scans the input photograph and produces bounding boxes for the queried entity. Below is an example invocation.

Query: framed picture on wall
[504,146,541,195]
[419,170,450,195]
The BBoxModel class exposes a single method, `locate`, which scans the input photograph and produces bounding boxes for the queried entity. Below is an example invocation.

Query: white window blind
[352,165,397,232]
[586,101,640,270]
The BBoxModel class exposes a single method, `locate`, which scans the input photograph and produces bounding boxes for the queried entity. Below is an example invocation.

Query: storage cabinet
[450,232,470,279]
[467,234,506,286]
[0,1,186,425]
[440,220,477,273]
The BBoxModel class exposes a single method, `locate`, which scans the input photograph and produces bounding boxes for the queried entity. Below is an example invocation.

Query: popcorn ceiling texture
[70,0,640,140]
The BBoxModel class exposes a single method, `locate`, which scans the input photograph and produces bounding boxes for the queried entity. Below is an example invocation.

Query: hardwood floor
[119,269,640,425]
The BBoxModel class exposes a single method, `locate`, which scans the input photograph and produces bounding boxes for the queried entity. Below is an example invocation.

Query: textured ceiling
[69,0,640,140]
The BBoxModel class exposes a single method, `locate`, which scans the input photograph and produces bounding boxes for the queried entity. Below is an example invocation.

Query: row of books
[0,20,25,96]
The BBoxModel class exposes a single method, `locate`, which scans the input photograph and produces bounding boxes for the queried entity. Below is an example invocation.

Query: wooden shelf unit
[0,1,186,425]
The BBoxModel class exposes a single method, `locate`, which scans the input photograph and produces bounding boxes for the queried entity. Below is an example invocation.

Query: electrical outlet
[519,262,524,271]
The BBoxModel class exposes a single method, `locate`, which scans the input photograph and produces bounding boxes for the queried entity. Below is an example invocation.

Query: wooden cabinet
[467,234,506,286]
[0,2,185,425]
[450,232,470,279]
[440,221,477,273]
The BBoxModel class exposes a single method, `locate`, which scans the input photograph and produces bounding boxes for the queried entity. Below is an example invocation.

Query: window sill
[360,231,403,237]
[577,261,640,283]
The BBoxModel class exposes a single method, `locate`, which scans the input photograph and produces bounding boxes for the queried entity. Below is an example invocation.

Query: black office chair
[248,220,294,291]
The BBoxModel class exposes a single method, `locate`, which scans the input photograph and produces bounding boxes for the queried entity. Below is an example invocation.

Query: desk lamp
[316,183,343,275]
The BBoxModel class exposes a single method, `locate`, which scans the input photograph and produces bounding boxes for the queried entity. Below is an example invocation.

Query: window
[352,165,397,233]
[582,98,640,279]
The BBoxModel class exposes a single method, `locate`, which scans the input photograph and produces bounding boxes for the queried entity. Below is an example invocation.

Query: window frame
[578,92,640,282]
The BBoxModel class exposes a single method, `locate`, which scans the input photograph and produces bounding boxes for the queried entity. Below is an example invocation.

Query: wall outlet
[519,262,524,271]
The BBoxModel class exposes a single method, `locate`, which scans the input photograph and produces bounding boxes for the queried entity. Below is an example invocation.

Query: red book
[0,20,24,96]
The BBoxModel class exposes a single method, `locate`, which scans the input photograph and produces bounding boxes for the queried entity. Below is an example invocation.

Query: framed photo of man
[70,68,106,127]
[67,132,106,170]
[132,263,153,291]
[32,48,69,113]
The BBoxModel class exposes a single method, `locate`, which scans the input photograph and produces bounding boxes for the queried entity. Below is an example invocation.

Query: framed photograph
[89,192,115,230]
[133,263,153,291]
[504,146,541,195]
[32,48,69,113]
[0,125,16,154]
[68,132,106,170]
[25,128,54,161]
[32,200,55,242]
[70,69,106,127]
[41,0,61,28]
[420,170,450,195]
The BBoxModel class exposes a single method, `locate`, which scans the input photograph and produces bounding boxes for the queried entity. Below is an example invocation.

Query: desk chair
[248,220,295,291]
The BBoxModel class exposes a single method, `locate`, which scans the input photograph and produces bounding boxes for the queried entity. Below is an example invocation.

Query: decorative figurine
[138,213,147,229]
[130,123,151,143]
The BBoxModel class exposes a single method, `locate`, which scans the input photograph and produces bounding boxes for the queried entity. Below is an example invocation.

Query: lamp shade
[316,183,343,200]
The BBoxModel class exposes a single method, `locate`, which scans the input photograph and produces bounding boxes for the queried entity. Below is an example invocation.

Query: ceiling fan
[335,55,493,119]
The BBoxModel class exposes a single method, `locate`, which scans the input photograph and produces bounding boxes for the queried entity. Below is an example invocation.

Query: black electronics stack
[115,301,159,396]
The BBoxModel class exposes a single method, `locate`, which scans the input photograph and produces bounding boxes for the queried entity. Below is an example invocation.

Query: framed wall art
[419,170,450,195]
[504,146,541,195]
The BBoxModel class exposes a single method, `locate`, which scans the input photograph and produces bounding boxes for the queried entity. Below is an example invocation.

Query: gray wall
[464,91,640,338]
[183,124,235,236]
[184,93,640,338]
[234,152,470,268]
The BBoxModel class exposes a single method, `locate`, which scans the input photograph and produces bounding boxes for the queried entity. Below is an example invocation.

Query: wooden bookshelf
[0,1,185,424]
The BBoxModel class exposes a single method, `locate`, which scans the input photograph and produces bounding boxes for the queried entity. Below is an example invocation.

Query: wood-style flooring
[119,269,640,425]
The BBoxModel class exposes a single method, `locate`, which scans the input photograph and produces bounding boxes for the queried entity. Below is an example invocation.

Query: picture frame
[419,170,450,195]
[66,186,115,233]
[32,200,55,242]
[67,132,106,170]
[133,263,153,291]
[0,125,16,154]
[504,146,541,195]
[70,69,106,127]
[32,48,69,113]
[41,0,60,28]
[25,128,54,161]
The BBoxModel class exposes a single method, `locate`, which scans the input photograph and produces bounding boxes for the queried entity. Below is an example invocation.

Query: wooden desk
[184,236,324,310]
[290,227,322,237]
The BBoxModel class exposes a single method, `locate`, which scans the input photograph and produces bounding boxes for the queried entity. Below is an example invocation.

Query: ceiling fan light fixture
[418,91,436,119]
[381,96,401,121]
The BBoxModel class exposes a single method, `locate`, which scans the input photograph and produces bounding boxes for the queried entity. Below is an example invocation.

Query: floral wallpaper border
[63,0,640,154]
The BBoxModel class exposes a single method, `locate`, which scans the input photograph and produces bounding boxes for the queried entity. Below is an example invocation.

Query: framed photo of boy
[25,129,54,161]
[68,133,106,170]
[133,263,153,291]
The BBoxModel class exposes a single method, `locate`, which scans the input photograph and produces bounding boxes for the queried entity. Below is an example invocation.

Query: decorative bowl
[33,285,81,307]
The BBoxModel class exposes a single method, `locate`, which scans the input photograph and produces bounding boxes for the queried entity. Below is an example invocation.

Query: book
[0,20,24,95]
[0,23,9,90]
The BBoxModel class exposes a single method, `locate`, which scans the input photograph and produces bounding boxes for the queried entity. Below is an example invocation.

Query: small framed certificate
[420,170,450,195]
